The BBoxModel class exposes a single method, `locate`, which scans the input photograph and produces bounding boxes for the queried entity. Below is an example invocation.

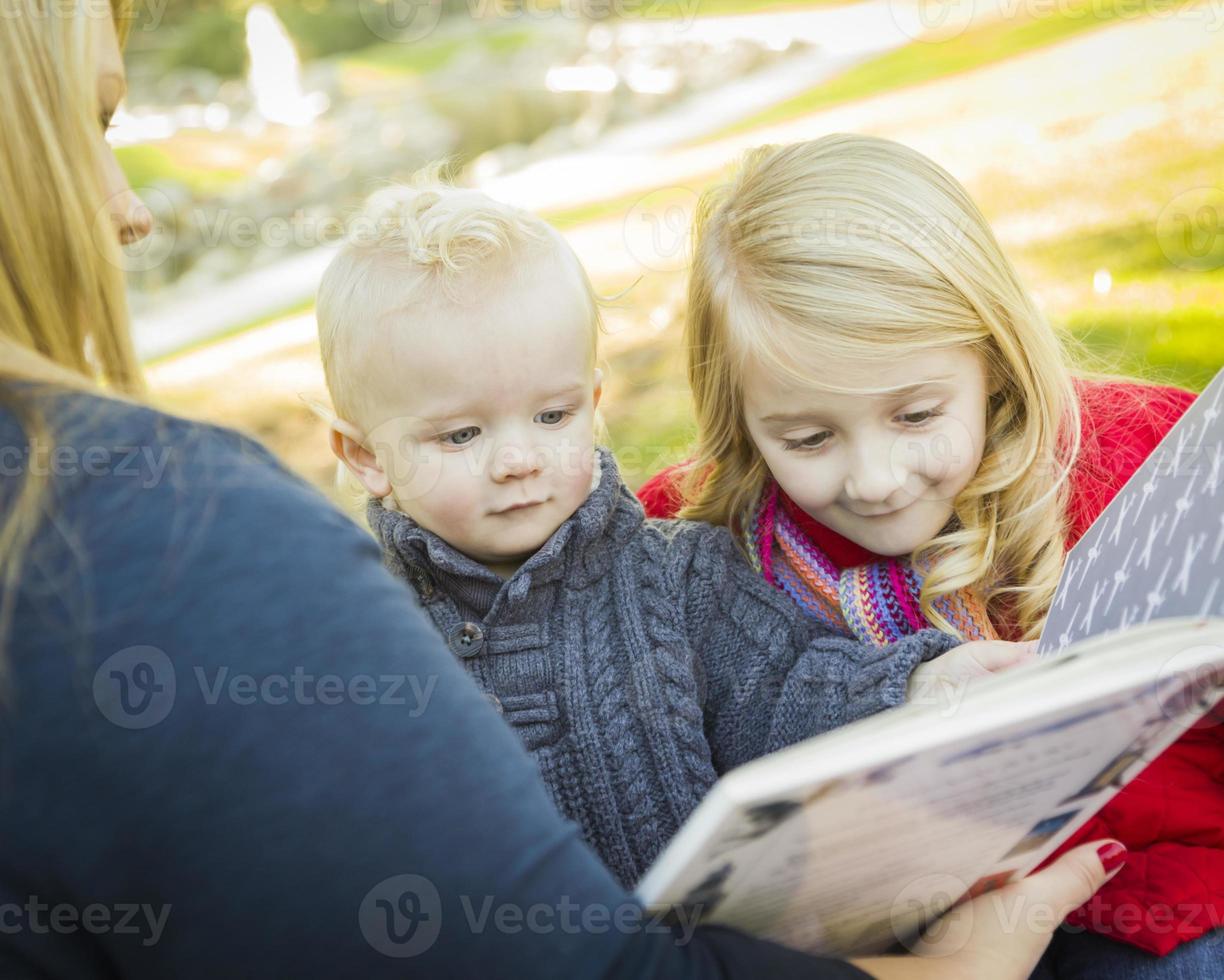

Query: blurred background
[117,0,1224,516]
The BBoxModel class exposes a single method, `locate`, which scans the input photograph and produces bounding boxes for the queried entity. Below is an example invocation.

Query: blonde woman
[639,134,1221,977]
[0,6,1119,977]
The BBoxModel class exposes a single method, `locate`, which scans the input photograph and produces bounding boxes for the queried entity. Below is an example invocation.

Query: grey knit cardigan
[367,447,958,886]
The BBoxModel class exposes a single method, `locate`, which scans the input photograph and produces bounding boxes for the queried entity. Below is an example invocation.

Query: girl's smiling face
[741,346,992,556]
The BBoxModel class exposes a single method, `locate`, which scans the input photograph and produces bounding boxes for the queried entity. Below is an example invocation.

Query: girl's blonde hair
[317,163,602,430]
[680,134,1082,641]
[0,0,141,651]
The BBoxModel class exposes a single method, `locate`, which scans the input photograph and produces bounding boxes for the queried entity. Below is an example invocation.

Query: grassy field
[338,25,537,79]
[709,0,1202,138]
[149,0,1224,502]
[116,140,249,196]
[648,0,857,13]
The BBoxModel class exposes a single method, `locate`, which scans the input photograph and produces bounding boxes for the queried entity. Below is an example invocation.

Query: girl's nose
[844,441,905,507]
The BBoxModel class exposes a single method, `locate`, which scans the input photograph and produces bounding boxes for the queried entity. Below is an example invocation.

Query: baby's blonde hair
[680,134,1082,641]
[317,163,601,429]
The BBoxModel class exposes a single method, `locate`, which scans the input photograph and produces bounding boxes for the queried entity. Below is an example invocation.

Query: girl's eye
[898,409,943,426]
[782,432,830,452]
[442,426,480,446]
[536,409,572,426]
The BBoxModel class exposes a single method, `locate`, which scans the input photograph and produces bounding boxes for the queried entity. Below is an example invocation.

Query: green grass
[342,36,465,76]
[1028,222,1171,282]
[341,0,852,80]
[1038,226,1224,290]
[644,0,855,16]
[709,0,1191,139]
[552,0,1201,227]
[1062,308,1224,393]
[985,125,1224,291]
[116,144,246,196]
[340,26,534,77]
[1019,216,1224,288]
[600,335,697,489]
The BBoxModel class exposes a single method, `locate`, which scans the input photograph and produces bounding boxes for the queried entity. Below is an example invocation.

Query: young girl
[638,134,1223,976]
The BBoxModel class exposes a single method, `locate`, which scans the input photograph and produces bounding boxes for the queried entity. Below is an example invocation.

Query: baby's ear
[329,419,392,498]
[592,368,603,409]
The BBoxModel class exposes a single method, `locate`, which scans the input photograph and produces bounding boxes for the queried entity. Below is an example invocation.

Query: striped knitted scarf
[741,481,998,646]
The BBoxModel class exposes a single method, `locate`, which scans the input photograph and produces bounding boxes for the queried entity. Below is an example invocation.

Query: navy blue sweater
[0,388,872,979]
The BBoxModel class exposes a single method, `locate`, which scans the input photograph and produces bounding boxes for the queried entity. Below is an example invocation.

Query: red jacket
[637,378,1224,955]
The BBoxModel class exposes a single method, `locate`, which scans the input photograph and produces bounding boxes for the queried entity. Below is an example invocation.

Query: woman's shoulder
[6,385,328,514]
[4,386,373,605]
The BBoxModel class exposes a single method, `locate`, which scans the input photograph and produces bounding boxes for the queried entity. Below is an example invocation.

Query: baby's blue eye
[443,426,480,446]
[899,409,941,425]
[537,409,570,425]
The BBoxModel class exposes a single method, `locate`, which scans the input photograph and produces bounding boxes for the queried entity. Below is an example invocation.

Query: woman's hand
[850,840,1126,979]
[906,639,1038,708]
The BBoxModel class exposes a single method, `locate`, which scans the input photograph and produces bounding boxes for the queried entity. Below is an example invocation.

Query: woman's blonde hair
[680,134,1082,641]
[317,162,602,430]
[0,0,141,650]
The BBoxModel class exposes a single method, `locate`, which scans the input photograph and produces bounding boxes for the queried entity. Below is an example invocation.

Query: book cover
[1041,367,1224,653]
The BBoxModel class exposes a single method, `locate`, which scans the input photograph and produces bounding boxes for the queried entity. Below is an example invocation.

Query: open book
[637,368,1224,957]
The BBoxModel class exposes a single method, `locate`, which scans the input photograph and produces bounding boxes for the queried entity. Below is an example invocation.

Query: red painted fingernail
[1097,842,1128,874]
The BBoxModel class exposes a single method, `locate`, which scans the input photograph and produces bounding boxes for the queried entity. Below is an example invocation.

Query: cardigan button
[448,622,484,658]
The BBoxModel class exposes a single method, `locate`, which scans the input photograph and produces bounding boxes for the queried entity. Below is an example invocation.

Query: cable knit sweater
[367,447,958,886]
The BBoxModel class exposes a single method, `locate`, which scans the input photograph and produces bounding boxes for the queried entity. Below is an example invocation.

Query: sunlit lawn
[338,25,538,80]
[334,0,862,84]
[708,0,1202,139]
[503,101,1224,484]
[650,0,858,13]
[148,0,1224,497]
[116,136,257,195]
